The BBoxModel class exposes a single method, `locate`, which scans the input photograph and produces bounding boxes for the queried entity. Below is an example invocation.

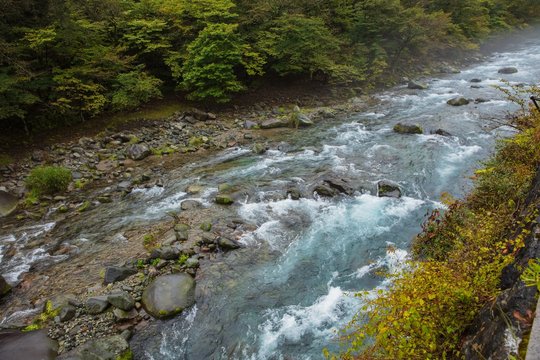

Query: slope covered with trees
[1,0,538,132]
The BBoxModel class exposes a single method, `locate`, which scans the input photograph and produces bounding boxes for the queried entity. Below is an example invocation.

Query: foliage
[26,166,72,196]
[111,68,163,110]
[22,300,60,332]
[337,89,540,358]
[521,259,540,290]
[177,253,190,266]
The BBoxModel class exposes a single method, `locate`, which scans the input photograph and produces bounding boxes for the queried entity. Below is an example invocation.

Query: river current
[3,30,540,359]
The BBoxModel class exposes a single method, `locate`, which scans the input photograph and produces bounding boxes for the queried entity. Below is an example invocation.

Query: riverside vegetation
[332,86,540,358]
[1,0,540,134]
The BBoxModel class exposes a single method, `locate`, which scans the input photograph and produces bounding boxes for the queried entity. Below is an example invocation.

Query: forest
[1,0,539,133]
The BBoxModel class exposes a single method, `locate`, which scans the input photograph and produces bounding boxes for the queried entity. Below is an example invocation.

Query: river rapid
[3,29,540,359]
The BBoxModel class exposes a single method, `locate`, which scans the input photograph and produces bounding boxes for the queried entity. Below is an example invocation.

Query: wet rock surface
[0,330,58,360]
[141,274,195,319]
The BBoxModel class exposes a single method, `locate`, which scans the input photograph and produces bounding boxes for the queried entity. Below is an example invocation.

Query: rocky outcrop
[447,97,470,106]
[408,80,428,90]
[313,176,356,197]
[393,123,423,134]
[141,274,195,319]
[0,275,11,297]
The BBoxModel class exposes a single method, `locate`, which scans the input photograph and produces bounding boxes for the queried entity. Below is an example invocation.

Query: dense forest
[1,0,539,132]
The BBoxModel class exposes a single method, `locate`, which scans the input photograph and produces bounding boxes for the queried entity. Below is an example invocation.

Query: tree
[111,66,163,110]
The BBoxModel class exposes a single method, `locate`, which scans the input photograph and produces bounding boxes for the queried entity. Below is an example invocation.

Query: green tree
[111,66,163,110]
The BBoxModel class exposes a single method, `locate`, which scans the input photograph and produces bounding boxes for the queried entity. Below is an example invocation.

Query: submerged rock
[393,123,423,134]
[141,274,195,319]
[0,330,58,360]
[215,194,234,205]
[432,129,452,137]
[447,97,470,106]
[498,67,518,74]
[377,180,402,198]
[0,190,18,217]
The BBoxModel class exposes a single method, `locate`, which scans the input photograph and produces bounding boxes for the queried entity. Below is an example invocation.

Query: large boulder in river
[393,123,423,134]
[407,80,428,90]
[0,330,58,360]
[77,334,131,360]
[142,273,195,319]
[126,144,151,161]
[498,67,518,74]
[0,190,18,217]
[313,176,356,197]
[377,180,402,198]
[0,275,11,298]
[447,97,470,106]
[261,118,288,129]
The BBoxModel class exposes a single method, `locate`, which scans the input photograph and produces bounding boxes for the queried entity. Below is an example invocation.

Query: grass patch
[26,166,72,196]
[334,88,540,359]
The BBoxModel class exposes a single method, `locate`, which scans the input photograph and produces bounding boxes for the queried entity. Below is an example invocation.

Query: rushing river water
[3,30,540,359]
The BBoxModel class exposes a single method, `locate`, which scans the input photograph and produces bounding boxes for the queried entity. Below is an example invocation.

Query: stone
[475,98,489,104]
[407,80,428,90]
[218,183,231,193]
[107,292,135,311]
[149,246,180,260]
[77,335,131,360]
[103,266,137,285]
[141,274,195,319]
[313,184,338,197]
[96,160,117,172]
[0,330,58,360]
[432,129,452,137]
[0,190,18,218]
[58,304,76,322]
[125,144,151,161]
[217,237,241,250]
[470,78,482,83]
[498,67,518,74]
[180,200,202,211]
[447,97,470,106]
[377,180,402,198]
[185,185,203,194]
[260,118,288,129]
[185,257,199,269]
[287,187,302,200]
[291,112,314,127]
[86,296,109,314]
[252,143,267,155]
[243,120,258,129]
[161,229,177,246]
[393,123,423,134]
[0,275,11,297]
[200,222,212,232]
[186,108,209,121]
[174,223,190,241]
[215,194,234,205]
[113,308,138,321]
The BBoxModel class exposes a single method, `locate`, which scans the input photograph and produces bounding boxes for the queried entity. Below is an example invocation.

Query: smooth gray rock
[498,67,518,74]
[0,330,58,360]
[407,80,428,90]
[261,118,288,129]
[243,120,258,129]
[393,123,423,134]
[86,296,109,314]
[107,292,134,311]
[59,305,76,322]
[180,200,202,211]
[142,274,195,319]
[125,144,151,161]
[77,335,130,360]
[103,266,136,285]
[0,190,18,217]
[150,246,180,260]
[218,237,241,250]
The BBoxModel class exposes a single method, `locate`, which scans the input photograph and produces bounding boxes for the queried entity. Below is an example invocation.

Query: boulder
[149,246,180,260]
[141,274,195,319]
[377,180,402,198]
[0,191,18,218]
[393,123,423,134]
[112,308,138,321]
[252,143,267,155]
[77,335,131,360]
[432,129,452,137]
[185,185,203,194]
[0,275,11,297]
[103,266,137,285]
[407,80,428,90]
[125,144,151,161]
[447,97,470,106]
[498,67,518,74]
[291,112,314,127]
[186,108,209,121]
[180,200,202,211]
[107,292,134,311]
[58,305,76,322]
[0,330,58,360]
[261,118,288,129]
[174,224,190,242]
[215,194,234,205]
[86,296,109,314]
[470,78,482,83]
[243,120,258,129]
[217,237,242,250]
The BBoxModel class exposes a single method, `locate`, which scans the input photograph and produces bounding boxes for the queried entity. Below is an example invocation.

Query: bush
[26,166,72,196]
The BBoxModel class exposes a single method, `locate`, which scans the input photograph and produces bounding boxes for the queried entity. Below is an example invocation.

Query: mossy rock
[447,97,470,106]
[200,222,212,231]
[141,274,195,319]
[215,194,234,205]
[393,123,423,134]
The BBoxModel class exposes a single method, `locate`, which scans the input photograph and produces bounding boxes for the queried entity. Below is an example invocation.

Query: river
[3,29,540,359]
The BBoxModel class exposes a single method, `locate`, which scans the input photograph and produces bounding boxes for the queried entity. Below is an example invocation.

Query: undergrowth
[332,86,540,359]
[26,165,72,196]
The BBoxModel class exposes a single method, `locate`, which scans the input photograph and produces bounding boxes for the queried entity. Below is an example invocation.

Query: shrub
[26,166,72,196]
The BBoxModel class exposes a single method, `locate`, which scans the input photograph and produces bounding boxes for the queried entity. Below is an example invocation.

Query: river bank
[2,26,540,359]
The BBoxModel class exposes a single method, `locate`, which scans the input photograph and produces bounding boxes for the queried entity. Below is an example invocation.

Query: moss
[78,200,91,212]
[22,300,60,332]
[116,349,133,360]
[200,222,212,231]
[151,145,176,156]
[26,166,72,196]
